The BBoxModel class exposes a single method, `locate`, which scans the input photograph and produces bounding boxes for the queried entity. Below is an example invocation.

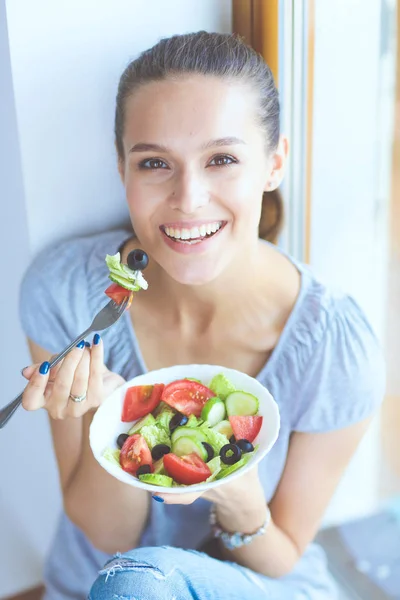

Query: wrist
[215,489,267,531]
[210,503,271,551]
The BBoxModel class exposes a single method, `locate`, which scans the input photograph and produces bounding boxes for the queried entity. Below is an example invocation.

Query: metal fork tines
[0,296,129,429]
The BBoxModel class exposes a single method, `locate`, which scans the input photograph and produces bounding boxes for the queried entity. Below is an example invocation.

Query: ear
[263,135,289,192]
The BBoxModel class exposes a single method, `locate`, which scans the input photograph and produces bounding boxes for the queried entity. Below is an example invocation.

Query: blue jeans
[88,545,338,599]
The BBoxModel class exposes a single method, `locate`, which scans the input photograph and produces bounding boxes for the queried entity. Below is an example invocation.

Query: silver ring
[69,392,87,403]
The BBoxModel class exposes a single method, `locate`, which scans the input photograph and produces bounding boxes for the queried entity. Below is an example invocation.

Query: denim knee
[88,547,189,600]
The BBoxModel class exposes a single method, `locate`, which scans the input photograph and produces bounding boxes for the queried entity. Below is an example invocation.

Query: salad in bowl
[90,364,280,494]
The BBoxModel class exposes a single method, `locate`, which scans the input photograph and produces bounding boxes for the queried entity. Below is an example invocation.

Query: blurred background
[0,0,399,598]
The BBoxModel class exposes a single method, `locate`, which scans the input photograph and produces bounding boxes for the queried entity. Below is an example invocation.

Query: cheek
[221,175,264,222]
[124,176,160,221]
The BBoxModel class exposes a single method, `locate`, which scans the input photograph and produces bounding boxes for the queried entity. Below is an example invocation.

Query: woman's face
[119,75,286,285]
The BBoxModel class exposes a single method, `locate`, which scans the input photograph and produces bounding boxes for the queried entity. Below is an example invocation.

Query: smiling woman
[18,31,385,600]
[115,48,287,285]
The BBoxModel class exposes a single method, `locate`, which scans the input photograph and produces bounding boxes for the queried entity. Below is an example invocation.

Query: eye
[139,158,169,170]
[208,154,238,167]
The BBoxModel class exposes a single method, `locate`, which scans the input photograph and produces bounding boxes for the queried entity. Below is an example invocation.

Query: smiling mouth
[160,221,226,244]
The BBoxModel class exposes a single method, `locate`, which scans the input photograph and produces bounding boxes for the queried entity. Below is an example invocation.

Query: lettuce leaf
[209,373,236,400]
[140,424,171,450]
[103,447,121,468]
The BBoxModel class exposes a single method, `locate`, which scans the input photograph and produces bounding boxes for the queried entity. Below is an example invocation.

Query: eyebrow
[129,137,246,154]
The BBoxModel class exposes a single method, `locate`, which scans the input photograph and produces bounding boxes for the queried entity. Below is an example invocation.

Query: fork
[0,296,130,429]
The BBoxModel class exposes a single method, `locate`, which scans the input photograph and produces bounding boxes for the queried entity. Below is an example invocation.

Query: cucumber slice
[211,419,233,439]
[205,456,222,482]
[201,397,226,426]
[138,473,173,487]
[109,272,139,292]
[225,391,259,416]
[171,426,208,445]
[127,413,156,435]
[172,436,208,461]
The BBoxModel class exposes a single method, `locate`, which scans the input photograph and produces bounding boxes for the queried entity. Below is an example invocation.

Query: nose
[168,169,209,214]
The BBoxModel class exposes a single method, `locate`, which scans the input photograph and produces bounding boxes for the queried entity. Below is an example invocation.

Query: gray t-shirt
[20,229,385,599]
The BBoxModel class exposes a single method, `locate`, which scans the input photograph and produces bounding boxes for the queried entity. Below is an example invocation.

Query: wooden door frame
[232,0,315,263]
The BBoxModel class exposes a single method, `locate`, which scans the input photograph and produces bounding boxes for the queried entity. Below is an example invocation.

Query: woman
[20,32,385,599]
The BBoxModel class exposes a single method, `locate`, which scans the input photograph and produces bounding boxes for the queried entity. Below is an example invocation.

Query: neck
[130,238,272,332]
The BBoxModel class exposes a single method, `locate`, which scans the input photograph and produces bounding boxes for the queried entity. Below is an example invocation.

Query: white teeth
[164,222,222,241]
[191,227,201,238]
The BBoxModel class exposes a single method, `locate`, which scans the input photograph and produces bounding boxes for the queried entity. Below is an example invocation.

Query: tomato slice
[120,434,153,475]
[105,283,132,306]
[121,383,164,422]
[163,452,211,485]
[229,415,263,443]
[161,380,215,417]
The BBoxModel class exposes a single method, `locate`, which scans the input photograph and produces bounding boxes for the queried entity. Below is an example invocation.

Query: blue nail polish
[152,495,164,503]
[76,340,85,349]
[93,333,100,345]
[85,341,91,347]
[21,366,28,375]
[39,361,50,375]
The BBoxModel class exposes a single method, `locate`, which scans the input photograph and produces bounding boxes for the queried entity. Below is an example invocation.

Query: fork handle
[48,328,92,369]
[0,327,93,429]
[0,393,24,428]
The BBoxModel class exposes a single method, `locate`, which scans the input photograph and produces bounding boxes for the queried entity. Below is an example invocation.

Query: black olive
[117,433,129,449]
[229,435,236,444]
[220,443,242,465]
[169,413,189,432]
[236,439,254,454]
[202,442,214,462]
[151,444,171,461]
[136,464,152,476]
[127,249,149,271]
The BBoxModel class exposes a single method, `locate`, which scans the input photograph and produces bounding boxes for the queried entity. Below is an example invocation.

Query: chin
[161,256,226,287]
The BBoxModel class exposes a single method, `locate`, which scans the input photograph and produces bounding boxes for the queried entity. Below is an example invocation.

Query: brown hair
[115,31,284,243]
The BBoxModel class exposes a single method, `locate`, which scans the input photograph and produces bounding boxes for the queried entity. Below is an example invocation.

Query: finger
[66,346,91,417]
[152,492,203,505]
[22,355,63,381]
[21,361,51,411]
[86,334,104,409]
[21,364,39,380]
[45,341,86,419]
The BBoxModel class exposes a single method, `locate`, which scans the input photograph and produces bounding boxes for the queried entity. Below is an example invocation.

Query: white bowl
[90,364,280,494]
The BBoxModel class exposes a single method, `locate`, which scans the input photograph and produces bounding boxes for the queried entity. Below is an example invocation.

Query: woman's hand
[21,334,125,419]
[153,463,265,512]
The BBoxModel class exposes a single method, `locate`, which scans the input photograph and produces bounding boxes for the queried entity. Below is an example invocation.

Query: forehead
[122,75,260,147]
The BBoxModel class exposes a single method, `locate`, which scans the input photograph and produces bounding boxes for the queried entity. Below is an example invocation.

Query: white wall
[0,1,231,597]
[0,1,55,595]
[310,0,392,524]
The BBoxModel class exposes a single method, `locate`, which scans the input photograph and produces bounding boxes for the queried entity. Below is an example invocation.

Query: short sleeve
[19,230,128,355]
[293,295,386,433]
